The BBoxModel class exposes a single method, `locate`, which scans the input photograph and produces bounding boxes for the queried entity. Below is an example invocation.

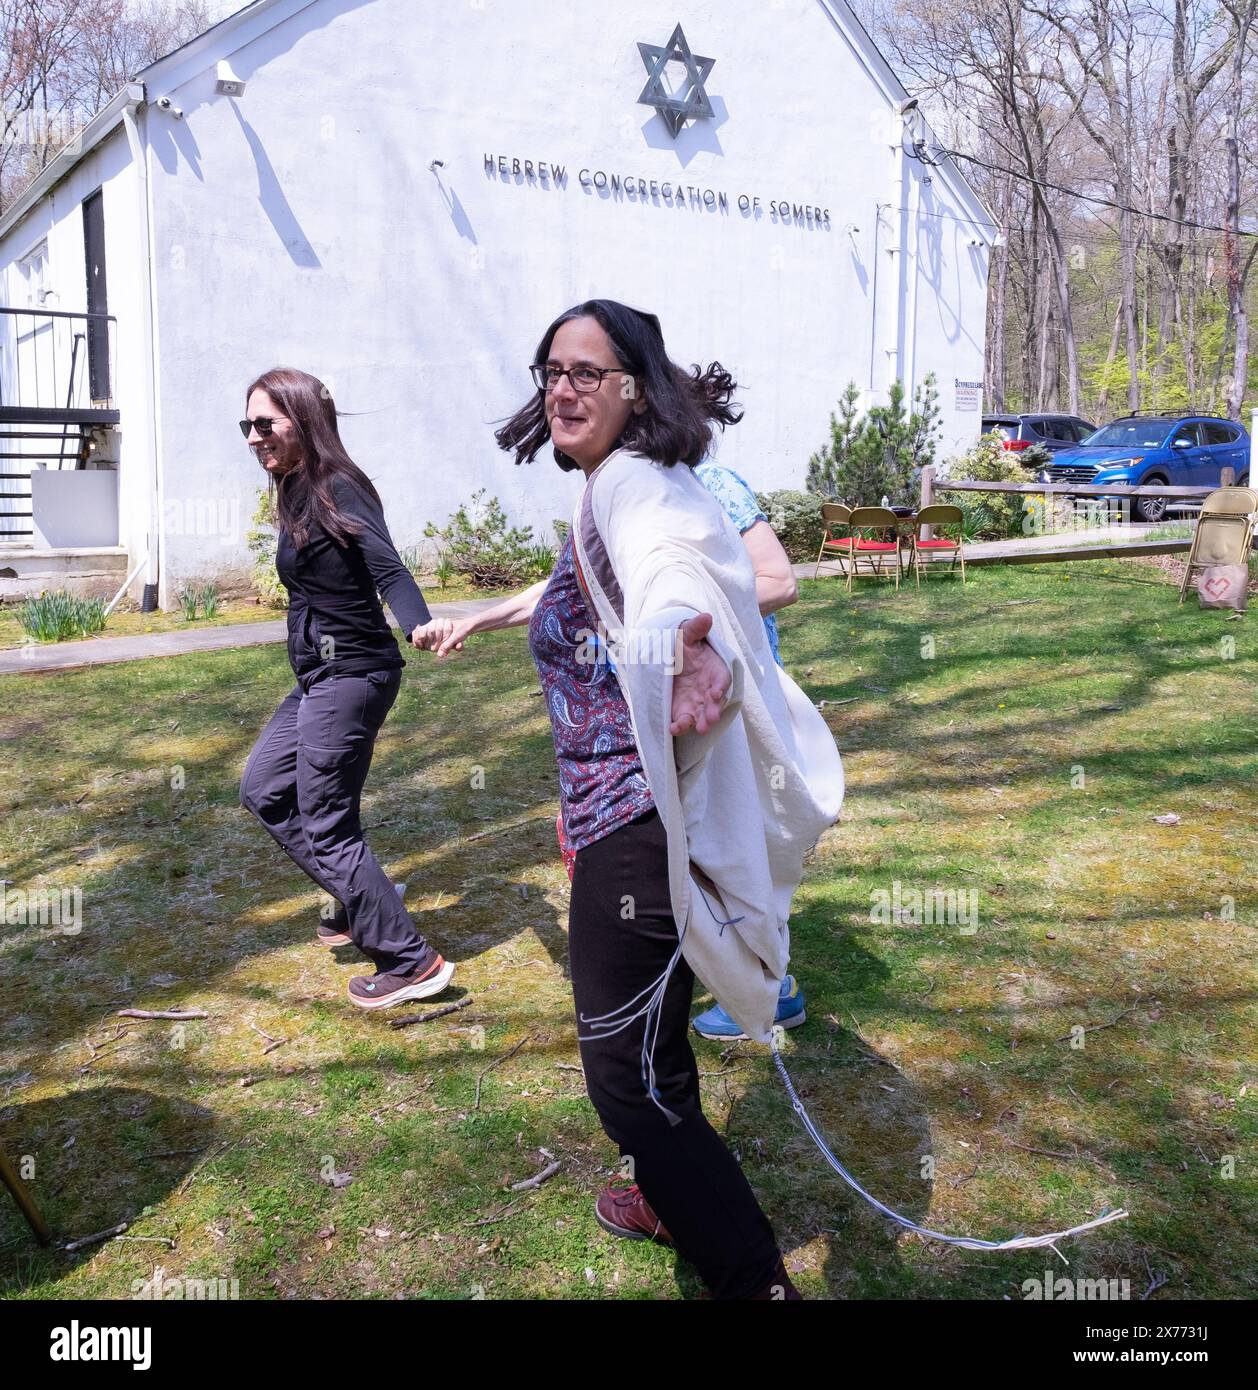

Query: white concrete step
[0,544,129,600]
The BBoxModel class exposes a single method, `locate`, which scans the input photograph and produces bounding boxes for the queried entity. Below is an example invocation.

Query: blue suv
[1043,414,1251,522]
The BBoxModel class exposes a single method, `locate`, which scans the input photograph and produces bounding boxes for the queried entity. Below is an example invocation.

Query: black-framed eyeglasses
[239,416,277,439]
[529,363,626,393]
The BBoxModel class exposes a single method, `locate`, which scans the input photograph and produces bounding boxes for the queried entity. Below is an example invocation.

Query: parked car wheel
[1134,477,1169,523]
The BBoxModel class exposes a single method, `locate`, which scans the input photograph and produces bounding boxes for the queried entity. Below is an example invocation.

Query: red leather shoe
[594,1179,673,1246]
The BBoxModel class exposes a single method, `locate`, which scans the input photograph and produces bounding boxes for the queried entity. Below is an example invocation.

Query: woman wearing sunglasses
[435,302,843,1299]
[238,368,455,1010]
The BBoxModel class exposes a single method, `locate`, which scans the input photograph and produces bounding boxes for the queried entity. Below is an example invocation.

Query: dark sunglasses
[239,416,277,439]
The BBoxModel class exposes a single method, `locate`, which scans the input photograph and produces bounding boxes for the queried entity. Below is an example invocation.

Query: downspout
[121,85,161,612]
[878,109,906,403]
[903,156,920,400]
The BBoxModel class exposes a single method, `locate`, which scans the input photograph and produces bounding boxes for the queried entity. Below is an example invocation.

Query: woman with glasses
[238,367,456,1010]
[435,302,843,1299]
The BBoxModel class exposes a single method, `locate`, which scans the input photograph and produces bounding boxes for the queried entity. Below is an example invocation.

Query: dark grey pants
[239,665,433,975]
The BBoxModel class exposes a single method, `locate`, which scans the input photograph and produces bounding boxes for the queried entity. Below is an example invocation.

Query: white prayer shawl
[570,448,844,1044]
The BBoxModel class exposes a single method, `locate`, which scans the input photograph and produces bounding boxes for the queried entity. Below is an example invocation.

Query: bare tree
[1221,0,1257,421]
[0,0,210,209]
[881,0,1085,411]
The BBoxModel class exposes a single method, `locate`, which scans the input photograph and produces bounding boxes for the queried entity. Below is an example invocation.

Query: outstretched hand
[670,612,730,736]
[435,616,478,659]
[411,618,454,653]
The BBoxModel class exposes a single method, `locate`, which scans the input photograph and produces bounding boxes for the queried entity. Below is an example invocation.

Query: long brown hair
[248,367,381,549]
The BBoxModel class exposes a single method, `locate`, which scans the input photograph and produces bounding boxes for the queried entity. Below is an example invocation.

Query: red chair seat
[856,540,898,551]
[822,537,856,550]
[917,538,958,548]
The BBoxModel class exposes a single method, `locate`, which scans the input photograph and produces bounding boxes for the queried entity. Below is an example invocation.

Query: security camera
[429,159,445,171]
[156,96,184,118]
[216,60,246,97]
[899,96,919,114]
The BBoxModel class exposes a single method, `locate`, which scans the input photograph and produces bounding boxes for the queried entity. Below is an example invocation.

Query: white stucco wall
[141,0,990,597]
[1,0,992,599]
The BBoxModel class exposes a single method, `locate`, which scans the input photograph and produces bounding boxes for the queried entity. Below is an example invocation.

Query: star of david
[636,23,716,138]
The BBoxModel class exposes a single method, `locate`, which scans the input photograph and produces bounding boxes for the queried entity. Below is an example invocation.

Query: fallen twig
[510,1160,560,1192]
[137,1147,206,1163]
[176,1140,235,1196]
[78,1027,131,1073]
[389,996,474,1030]
[466,816,534,843]
[1001,1137,1081,1161]
[369,1083,434,1118]
[465,1198,525,1228]
[117,1009,208,1021]
[950,1141,984,1187]
[61,1221,128,1254]
[1141,1252,1169,1301]
[248,1020,282,1046]
[1053,1007,1136,1044]
[474,1035,529,1110]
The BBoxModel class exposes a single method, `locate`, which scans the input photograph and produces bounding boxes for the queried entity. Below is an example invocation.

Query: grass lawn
[1,557,1254,1300]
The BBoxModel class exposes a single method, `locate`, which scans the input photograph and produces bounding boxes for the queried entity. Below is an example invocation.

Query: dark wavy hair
[494,299,743,472]
[247,367,380,549]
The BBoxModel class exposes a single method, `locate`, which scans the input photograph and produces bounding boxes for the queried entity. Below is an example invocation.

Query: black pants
[569,807,782,1299]
[240,665,433,975]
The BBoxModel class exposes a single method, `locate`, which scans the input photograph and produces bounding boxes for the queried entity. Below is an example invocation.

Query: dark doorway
[82,189,110,402]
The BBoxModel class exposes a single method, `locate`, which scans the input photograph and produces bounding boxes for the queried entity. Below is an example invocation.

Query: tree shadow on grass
[0,1086,217,1293]
[1,570,1254,1297]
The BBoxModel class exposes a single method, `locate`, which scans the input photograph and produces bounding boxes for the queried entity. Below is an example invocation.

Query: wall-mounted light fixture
[216,60,246,97]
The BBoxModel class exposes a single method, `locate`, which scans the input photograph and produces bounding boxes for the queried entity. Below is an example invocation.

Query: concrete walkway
[0,597,501,675]
[1,525,1179,676]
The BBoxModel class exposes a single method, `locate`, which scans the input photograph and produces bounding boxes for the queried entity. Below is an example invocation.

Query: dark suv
[1043,414,1252,521]
[982,413,1098,454]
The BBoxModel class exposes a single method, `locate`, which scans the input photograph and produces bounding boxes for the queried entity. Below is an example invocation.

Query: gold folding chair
[814,503,854,579]
[910,504,967,587]
[1178,487,1258,603]
[846,506,903,592]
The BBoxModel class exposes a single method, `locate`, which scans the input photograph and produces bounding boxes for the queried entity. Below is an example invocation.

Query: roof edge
[0,82,145,245]
[814,0,999,241]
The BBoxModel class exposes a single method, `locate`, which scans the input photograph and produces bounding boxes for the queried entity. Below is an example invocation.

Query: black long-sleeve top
[275,473,431,677]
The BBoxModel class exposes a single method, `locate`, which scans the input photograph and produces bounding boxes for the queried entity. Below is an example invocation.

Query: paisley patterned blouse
[528,535,655,851]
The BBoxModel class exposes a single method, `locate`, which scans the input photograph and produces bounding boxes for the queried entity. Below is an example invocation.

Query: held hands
[670,612,730,737]
[411,618,454,653]
[434,616,478,659]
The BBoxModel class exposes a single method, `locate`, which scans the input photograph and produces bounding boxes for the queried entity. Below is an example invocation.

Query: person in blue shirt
[691,460,807,1040]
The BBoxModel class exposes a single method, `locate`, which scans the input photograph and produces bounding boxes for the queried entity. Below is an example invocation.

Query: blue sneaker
[691,975,806,1041]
